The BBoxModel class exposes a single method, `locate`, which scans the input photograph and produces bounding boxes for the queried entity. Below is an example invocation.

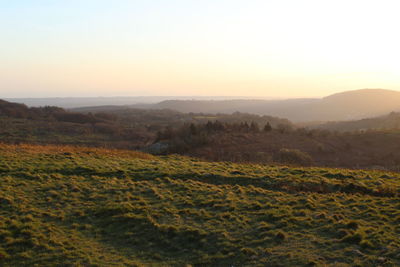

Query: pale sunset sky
[1,0,400,98]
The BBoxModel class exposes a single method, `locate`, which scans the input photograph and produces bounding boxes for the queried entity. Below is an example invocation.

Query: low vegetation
[1,143,399,266]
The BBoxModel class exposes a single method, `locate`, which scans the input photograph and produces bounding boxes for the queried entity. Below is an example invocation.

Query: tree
[189,123,197,135]
[240,122,250,132]
[263,122,272,132]
[250,122,260,133]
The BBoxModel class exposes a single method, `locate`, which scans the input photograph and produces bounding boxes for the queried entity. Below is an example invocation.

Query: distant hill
[72,105,293,129]
[123,89,400,122]
[306,89,400,122]
[312,112,400,132]
[8,89,400,122]
[0,99,102,123]
[153,98,318,121]
[5,96,267,109]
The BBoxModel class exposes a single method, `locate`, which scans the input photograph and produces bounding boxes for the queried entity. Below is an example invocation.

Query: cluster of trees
[157,120,275,139]
[155,121,277,153]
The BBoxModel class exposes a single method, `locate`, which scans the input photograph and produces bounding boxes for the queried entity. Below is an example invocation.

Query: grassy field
[0,144,399,266]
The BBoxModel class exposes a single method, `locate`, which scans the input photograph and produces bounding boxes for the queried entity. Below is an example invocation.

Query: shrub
[263,122,272,132]
[275,148,313,166]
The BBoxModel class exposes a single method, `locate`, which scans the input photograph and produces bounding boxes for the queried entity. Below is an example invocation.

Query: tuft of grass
[341,230,365,244]
[274,231,287,241]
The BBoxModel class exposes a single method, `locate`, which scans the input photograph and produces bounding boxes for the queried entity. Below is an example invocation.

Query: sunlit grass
[0,144,399,266]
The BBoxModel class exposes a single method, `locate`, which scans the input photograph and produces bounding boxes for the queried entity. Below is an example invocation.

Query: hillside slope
[309,89,400,122]
[312,112,400,132]
[127,89,400,122]
[7,89,400,122]
[0,144,399,266]
[155,124,400,171]
[0,98,292,150]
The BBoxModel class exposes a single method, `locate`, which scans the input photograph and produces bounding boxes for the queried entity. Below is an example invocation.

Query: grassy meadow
[0,143,399,266]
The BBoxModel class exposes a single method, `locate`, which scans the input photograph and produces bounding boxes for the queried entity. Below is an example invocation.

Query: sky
[1,0,400,98]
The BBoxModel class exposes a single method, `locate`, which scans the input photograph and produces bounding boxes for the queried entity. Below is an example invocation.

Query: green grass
[0,144,399,266]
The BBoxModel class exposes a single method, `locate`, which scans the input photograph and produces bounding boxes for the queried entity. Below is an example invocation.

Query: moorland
[0,143,399,266]
[2,89,400,266]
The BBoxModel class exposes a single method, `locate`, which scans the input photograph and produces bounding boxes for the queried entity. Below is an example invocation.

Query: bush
[93,123,121,135]
[275,148,313,166]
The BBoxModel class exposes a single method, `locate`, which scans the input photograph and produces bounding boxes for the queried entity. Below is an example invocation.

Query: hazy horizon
[4,88,400,101]
[2,1,400,98]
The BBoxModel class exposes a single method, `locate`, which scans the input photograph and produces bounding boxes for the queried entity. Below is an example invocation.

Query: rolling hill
[5,96,267,109]
[312,112,400,132]
[8,89,400,122]
[0,143,399,266]
[131,89,400,122]
[305,89,400,122]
